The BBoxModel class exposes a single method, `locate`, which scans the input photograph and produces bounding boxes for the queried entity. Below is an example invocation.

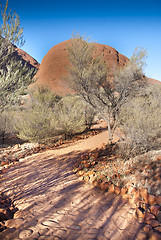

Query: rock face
[14,47,39,70]
[0,35,39,71]
[35,39,129,95]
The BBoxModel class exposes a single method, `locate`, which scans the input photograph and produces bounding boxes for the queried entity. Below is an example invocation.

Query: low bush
[53,95,95,139]
[14,88,95,143]
[117,83,161,158]
[14,87,60,143]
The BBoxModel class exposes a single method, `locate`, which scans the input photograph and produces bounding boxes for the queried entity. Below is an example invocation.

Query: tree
[0,60,36,110]
[0,0,36,111]
[0,0,24,66]
[67,35,147,144]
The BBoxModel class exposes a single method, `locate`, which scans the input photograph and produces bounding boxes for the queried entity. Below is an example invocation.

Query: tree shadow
[0,149,146,239]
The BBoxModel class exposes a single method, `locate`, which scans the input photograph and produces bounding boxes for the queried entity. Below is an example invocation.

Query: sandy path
[0,126,145,240]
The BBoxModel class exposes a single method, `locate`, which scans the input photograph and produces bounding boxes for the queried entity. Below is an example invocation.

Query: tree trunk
[104,117,112,145]
[107,121,112,145]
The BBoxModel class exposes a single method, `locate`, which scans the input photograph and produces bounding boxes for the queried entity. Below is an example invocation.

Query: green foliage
[15,88,95,143]
[15,107,55,143]
[0,1,36,112]
[67,35,107,101]
[29,86,61,108]
[117,83,161,158]
[54,95,95,139]
[15,87,60,143]
[67,34,147,143]
[0,60,36,110]
[0,0,24,66]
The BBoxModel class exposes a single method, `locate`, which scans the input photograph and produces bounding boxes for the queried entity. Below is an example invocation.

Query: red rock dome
[35,39,129,95]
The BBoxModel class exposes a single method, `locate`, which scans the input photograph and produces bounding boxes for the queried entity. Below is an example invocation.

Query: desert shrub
[15,107,55,143]
[28,86,61,108]
[117,83,161,158]
[54,95,95,139]
[15,87,61,143]
[15,88,95,143]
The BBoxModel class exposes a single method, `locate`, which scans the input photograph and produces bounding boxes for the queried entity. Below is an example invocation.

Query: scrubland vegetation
[0,1,161,161]
[117,83,161,158]
[13,87,95,143]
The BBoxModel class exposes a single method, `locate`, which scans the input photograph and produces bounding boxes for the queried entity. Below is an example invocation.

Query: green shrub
[54,95,95,139]
[117,83,161,158]
[15,88,95,143]
[15,87,60,143]
[15,107,56,143]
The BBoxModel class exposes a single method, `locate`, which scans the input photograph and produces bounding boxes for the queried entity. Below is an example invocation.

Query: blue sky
[2,0,161,81]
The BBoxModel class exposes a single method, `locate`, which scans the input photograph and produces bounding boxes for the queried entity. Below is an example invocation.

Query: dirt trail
[0,126,145,240]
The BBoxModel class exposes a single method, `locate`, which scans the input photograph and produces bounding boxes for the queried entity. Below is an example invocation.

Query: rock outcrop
[35,40,129,95]
[14,47,39,70]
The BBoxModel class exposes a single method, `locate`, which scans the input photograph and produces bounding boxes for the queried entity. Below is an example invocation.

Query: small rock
[77,170,84,176]
[156,196,161,206]
[108,184,115,193]
[100,182,109,191]
[84,176,89,182]
[140,188,148,204]
[91,161,96,166]
[148,195,157,205]
[127,186,136,195]
[147,220,160,227]
[133,189,141,200]
[135,232,147,240]
[0,204,6,209]
[154,225,161,232]
[133,210,138,220]
[145,212,156,222]
[120,187,127,195]
[150,205,161,216]
[84,162,91,168]
[143,224,152,233]
[93,180,101,188]
[19,229,33,239]
[114,186,121,195]
[1,161,9,166]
